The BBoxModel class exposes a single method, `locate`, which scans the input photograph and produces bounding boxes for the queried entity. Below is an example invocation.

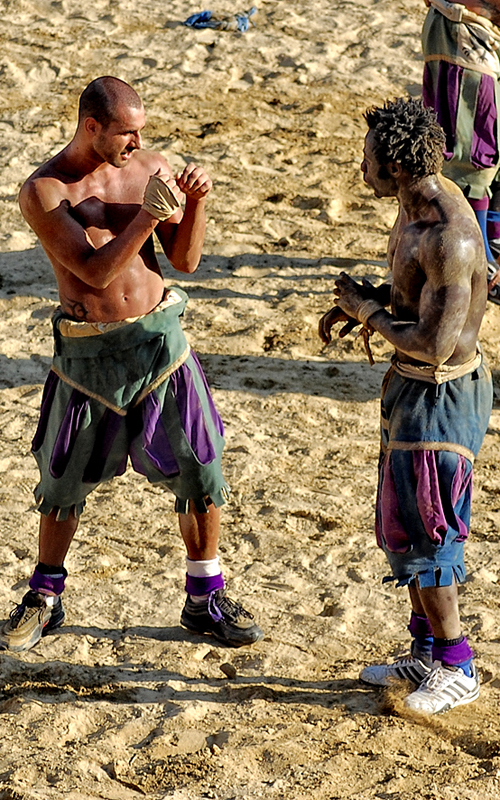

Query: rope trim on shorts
[384,440,475,463]
[50,366,128,416]
[50,344,191,414]
[133,345,191,406]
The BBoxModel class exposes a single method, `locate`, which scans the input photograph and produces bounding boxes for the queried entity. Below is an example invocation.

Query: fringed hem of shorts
[35,494,86,521]
[174,484,230,515]
[382,563,466,588]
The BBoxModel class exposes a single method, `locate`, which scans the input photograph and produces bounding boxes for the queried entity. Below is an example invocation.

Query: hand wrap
[355,298,384,327]
[142,175,181,220]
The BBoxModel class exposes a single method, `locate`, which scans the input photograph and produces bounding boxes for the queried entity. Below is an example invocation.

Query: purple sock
[29,563,67,596]
[408,612,433,663]
[185,573,224,596]
[433,636,474,676]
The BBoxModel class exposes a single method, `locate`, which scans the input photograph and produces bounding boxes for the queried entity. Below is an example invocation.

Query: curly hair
[78,76,142,127]
[364,97,445,178]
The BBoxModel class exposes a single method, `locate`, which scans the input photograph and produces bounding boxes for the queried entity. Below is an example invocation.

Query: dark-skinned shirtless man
[319,98,492,714]
[1,76,263,652]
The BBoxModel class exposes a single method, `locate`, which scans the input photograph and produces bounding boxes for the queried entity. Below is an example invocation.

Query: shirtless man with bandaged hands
[1,76,263,652]
[319,97,492,714]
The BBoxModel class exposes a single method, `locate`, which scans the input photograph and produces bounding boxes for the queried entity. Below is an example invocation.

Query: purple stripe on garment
[376,452,412,553]
[82,407,125,484]
[130,392,180,477]
[450,455,473,542]
[471,73,499,169]
[190,352,225,437]
[185,572,225,596]
[171,362,217,465]
[433,636,473,666]
[423,61,462,161]
[32,370,60,452]
[49,389,89,479]
[413,450,448,545]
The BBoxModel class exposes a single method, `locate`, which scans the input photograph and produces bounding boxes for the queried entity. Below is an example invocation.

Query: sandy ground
[1,0,500,798]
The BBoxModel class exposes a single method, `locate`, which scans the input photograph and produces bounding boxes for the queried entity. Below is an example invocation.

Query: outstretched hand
[176,163,212,199]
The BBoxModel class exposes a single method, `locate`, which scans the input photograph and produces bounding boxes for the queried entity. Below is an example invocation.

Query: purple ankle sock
[185,572,224,596]
[408,612,433,662]
[29,563,67,596]
[432,636,474,674]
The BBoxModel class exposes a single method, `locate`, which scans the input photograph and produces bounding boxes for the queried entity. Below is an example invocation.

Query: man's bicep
[21,188,94,272]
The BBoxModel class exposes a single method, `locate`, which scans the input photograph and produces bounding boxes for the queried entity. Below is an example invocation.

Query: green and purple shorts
[32,287,229,520]
[376,356,492,588]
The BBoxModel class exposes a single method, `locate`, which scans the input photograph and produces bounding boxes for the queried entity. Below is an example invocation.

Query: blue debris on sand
[183,8,257,33]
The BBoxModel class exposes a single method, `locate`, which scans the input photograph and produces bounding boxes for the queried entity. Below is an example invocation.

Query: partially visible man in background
[421,0,500,300]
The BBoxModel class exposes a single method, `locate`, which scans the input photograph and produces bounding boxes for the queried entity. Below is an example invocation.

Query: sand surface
[1,1,500,798]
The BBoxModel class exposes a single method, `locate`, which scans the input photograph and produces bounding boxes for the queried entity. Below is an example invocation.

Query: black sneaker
[181,589,264,647]
[0,590,65,652]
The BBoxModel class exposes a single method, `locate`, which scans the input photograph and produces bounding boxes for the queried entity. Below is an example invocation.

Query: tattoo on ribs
[65,300,89,321]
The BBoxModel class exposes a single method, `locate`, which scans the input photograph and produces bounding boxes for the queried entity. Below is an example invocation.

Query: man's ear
[387,161,403,178]
[84,117,99,136]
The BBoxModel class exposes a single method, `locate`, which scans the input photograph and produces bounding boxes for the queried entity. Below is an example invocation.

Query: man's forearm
[366,308,457,365]
[75,210,159,289]
[165,197,207,273]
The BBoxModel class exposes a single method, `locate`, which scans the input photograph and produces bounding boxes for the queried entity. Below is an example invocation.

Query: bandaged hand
[142,174,181,220]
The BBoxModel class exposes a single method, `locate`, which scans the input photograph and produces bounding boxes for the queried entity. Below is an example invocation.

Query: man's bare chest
[64,173,146,234]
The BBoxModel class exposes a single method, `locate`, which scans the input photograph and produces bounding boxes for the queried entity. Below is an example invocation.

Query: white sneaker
[360,653,432,687]
[404,663,479,714]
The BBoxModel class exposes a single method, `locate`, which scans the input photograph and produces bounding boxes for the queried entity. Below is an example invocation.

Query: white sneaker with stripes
[360,652,432,687]
[404,663,479,714]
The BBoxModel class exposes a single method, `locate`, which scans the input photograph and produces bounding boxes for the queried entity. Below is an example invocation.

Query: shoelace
[419,666,457,692]
[9,602,39,629]
[207,591,254,624]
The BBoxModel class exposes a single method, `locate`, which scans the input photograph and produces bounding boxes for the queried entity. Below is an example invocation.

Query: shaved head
[78,76,143,128]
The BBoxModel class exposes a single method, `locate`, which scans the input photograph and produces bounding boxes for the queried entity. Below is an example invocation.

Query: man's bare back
[19,94,211,322]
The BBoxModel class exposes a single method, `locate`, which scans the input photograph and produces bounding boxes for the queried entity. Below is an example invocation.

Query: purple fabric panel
[408,611,433,638]
[433,61,462,161]
[450,455,472,542]
[190,352,225,437]
[469,196,489,211]
[422,63,436,110]
[32,370,60,452]
[171,362,217,465]
[471,73,498,169]
[433,637,474,666]
[82,407,125,483]
[130,392,179,477]
[413,450,448,545]
[49,389,89,479]
[377,453,412,553]
[29,568,66,596]
[185,572,225,596]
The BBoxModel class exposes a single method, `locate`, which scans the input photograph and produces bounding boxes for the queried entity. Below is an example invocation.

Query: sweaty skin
[19,102,212,322]
[319,130,487,368]
[318,124,489,641]
[18,88,217,571]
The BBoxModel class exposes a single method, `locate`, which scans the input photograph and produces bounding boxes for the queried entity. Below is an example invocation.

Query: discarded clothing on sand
[183,8,257,33]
